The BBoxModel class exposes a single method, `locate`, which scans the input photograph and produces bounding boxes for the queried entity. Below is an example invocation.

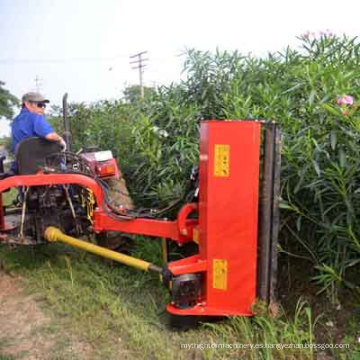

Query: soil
[0,271,92,360]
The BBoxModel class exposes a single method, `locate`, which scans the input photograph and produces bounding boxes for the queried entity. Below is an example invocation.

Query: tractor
[0,94,280,325]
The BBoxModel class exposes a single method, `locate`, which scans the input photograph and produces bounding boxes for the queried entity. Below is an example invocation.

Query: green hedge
[49,34,360,300]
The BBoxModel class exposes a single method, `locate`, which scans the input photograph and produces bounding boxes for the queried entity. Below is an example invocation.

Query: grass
[0,239,358,360]
[2,188,17,206]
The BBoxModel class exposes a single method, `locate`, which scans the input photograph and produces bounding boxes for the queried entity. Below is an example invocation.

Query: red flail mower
[0,94,280,327]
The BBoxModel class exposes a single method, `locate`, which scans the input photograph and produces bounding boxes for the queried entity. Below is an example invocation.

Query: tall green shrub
[179,34,360,299]
[60,34,360,299]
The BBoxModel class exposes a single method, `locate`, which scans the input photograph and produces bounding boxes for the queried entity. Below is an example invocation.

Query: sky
[0,0,360,136]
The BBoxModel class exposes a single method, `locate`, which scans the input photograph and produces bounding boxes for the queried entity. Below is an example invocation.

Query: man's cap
[22,92,50,103]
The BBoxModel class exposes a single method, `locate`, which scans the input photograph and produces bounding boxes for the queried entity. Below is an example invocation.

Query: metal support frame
[257,123,281,304]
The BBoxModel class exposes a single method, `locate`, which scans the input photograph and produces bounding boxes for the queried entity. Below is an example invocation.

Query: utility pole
[34,75,42,92]
[130,51,148,99]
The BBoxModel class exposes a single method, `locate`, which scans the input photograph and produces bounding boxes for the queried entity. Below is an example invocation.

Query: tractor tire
[96,231,134,253]
[97,177,135,254]
[104,177,134,211]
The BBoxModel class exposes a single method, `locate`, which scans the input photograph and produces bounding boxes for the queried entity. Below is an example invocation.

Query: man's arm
[45,132,62,142]
[45,132,67,150]
[33,115,66,150]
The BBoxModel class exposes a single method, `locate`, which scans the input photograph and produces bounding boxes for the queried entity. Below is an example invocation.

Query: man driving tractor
[10,92,66,173]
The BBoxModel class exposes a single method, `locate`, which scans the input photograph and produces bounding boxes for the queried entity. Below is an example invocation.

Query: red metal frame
[93,204,197,243]
[0,173,198,243]
[0,173,104,206]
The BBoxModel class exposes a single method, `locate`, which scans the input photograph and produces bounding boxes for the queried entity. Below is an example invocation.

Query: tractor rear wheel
[104,178,134,211]
[96,231,134,253]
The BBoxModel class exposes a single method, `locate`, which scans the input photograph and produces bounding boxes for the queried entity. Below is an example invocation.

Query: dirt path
[0,272,92,360]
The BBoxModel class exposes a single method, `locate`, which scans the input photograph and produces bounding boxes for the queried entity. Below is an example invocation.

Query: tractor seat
[16,137,62,175]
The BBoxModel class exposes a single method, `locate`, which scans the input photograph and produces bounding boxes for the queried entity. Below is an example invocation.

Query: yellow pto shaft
[44,227,162,273]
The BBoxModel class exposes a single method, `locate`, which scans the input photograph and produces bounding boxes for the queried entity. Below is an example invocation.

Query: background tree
[123,85,156,103]
[0,81,19,119]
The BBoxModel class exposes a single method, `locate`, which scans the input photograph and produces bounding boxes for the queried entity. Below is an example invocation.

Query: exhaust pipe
[62,93,72,152]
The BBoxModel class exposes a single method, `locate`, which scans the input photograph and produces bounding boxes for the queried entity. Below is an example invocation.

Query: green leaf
[279,201,295,211]
[321,103,342,116]
[282,83,302,94]
[330,131,337,150]
[312,160,321,176]
[308,90,316,106]
[296,216,302,231]
[339,148,346,167]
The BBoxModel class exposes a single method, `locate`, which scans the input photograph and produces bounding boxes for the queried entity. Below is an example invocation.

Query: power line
[130,51,149,99]
[0,54,129,64]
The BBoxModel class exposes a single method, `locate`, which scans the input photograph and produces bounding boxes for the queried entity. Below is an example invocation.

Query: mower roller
[0,94,280,320]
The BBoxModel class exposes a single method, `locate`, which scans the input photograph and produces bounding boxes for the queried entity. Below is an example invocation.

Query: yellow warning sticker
[214,144,230,177]
[213,259,228,290]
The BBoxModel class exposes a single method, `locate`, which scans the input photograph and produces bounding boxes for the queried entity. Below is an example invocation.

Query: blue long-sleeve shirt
[11,107,54,153]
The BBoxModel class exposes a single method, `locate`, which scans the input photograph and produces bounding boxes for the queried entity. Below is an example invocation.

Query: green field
[0,238,358,360]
